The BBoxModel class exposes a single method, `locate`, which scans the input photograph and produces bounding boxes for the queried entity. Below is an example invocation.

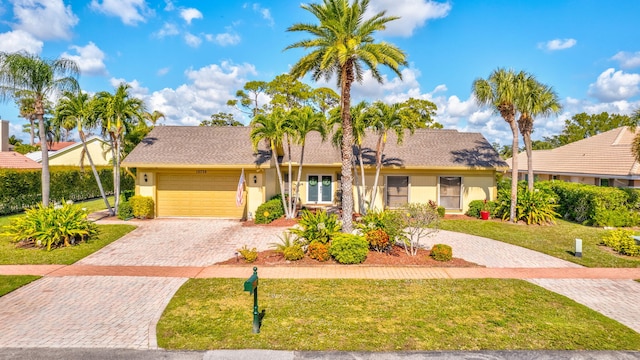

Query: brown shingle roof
[508,127,640,177]
[122,126,271,168]
[123,126,507,170]
[0,151,42,169]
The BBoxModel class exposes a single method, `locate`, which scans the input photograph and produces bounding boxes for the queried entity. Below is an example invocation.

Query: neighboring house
[507,126,640,188]
[0,120,41,170]
[26,136,112,167]
[122,126,507,219]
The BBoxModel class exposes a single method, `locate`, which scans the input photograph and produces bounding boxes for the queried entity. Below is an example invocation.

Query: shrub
[430,244,453,261]
[254,199,285,224]
[329,233,368,264]
[495,185,559,225]
[129,195,154,219]
[117,201,134,220]
[601,229,640,257]
[2,202,99,251]
[356,210,403,244]
[283,245,305,261]
[122,190,135,201]
[365,229,391,252]
[437,206,445,218]
[466,200,497,218]
[238,245,258,263]
[270,231,305,261]
[290,209,341,244]
[307,241,331,262]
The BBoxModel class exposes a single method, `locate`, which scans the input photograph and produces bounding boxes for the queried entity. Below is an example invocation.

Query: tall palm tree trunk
[38,113,50,206]
[509,121,519,223]
[285,136,294,218]
[524,132,534,191]
[293,143,306,217]
[80,130,114,215]
[369,134,386,211]
[340,67,355,233]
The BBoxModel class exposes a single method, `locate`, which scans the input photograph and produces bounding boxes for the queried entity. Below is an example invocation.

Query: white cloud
[157,67,170,76]
[587,68,640,102]
[164,0,175,11]
[367,0,451,37]
[180,7,202,25]
[154,22,179,38]
[144,61,258,125]
[612,51,640,70]
[184,32,202,47]
[61,42,107,76]
[109,78,148,98]
[207,31,241,46]
[0,30,43,53]
[90,0,152,26]
[245,3,274,26]
[539,38,577,51]
[12,0,78,40]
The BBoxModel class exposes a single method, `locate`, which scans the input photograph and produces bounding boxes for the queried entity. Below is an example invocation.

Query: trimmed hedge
[0,167,134,215]
[546,181,640,227]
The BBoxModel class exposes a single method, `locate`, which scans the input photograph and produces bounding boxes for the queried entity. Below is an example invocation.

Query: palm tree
[250,109,291,217]
[286,0,407,232]
[0,51,79,206]
[368,101,415,209]
[473,68,525,223]
[14,90,37,145]
[55,90,115,215]
[517,78,561,190]
[94,83,145,213]
[287,106,327,216]
[143,110,165,126]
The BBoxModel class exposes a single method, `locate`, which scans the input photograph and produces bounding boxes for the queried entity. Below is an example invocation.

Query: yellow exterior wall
[247,171,264,219]
[49,139,112,167]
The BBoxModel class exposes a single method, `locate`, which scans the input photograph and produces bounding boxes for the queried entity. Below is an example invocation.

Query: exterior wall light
[253,175,257,184]
[144,174,148,183]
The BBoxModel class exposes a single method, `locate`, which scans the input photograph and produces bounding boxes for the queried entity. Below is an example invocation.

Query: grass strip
[158,278,640,351]
[0,275,40,297]
[0,224,135,265]
[440,219,640,268]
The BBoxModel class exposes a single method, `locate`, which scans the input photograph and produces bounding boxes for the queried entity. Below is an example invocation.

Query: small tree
[396,203,440,256]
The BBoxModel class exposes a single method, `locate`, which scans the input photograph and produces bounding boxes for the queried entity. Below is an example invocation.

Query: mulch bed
[216,245,482,267]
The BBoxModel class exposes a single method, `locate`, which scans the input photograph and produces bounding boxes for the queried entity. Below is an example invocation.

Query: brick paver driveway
[78,219,287,266]
[0,219,288,349]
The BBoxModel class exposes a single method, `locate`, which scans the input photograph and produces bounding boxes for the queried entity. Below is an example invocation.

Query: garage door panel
[157,173,244,218]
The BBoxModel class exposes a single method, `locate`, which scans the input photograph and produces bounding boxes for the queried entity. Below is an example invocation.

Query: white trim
[438,175,463,210]
[306,174,333,204]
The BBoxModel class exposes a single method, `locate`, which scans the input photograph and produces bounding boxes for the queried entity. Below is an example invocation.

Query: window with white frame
[439,176,461,209]
[386,176,409,208]
[307,175,332,203]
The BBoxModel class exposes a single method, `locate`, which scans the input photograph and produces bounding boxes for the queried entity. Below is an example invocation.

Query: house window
[307,175,332,203]
[599,178,610,187]
[386,176,409,208]
[439,176,462,209]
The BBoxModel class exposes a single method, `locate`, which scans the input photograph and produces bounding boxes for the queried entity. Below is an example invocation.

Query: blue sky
[1,0,639,146]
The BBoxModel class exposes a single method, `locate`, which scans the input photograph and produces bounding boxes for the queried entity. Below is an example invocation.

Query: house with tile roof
[26,136,112,167]
[0,120,42,170]
[508,126,640,188]
[122,126,508,219]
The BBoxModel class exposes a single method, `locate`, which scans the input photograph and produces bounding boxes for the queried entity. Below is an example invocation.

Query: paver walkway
[1,219,639,350]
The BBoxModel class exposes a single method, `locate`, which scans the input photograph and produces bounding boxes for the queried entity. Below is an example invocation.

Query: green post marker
[243,266,260,333]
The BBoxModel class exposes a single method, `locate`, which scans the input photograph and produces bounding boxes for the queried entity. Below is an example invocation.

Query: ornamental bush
[329,233,368,264]
[365,229,391,252]
[466,200,497,218]
[307,241,331,262]
[2,202,99,251]
[254,199,285,224]
[117,201,134,220]
[238,245,258,263]
[601,229,640,257]
[289,209,341,244]
[430,244,453,262]
[283,245,305,261]
[129,196,154,219]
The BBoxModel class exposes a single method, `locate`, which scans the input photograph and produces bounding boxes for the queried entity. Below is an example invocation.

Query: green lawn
[440,219,640,268]
[0,197,135,265]
[0,275,40,297]
[158,278,640,351]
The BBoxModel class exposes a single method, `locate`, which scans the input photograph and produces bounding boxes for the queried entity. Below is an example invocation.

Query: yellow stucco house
[122,126,507,219]
[27,136,113,167]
